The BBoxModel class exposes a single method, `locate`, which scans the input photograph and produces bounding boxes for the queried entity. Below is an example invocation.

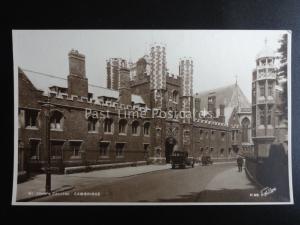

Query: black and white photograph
[12,30,292,205]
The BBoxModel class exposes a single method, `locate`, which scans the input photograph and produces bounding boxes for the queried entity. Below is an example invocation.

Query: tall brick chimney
[219,104,225,123]
[67,49,88,98]
[118,64,131,105]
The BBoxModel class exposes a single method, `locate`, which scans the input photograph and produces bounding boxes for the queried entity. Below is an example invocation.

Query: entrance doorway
[165,137,177,163]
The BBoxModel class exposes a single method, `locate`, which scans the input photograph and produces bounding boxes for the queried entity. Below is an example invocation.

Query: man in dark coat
[237,156,244,172]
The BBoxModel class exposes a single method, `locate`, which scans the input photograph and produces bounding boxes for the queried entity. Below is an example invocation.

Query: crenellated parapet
[193,118,228,130]
[166,74,181,86]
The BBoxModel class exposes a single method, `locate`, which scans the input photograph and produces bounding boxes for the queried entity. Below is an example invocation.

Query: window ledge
[104,132,113,135]
[119,133,127,136]
[99,156,109,159]
[51,129,63,132]
[25,126,38,130]
[88,131,98,134]
[116,156,124,158]
[70,156,81,160]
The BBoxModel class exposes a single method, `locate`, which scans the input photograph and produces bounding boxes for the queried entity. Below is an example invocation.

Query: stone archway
[165,137,177,163]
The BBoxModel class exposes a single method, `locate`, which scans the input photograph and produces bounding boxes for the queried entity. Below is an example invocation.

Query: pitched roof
[21,68,145,104]
[194,83,251,124]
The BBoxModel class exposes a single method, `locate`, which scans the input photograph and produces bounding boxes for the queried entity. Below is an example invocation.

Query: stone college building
[17,44,252,177]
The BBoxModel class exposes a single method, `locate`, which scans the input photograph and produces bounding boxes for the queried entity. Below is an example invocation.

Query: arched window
[88,116,98,132]
[172,90,178,103]
[143,122,150,136]
[50,110,63,130]
[104,118,113,133]
[242,117,250,142]
[119,119,127,134]
[132,120,140,135]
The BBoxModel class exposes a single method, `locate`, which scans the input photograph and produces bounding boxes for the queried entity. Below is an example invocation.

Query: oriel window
[260,83,265,97]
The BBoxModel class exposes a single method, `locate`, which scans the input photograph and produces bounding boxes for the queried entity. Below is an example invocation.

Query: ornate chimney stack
[67,49,88,98]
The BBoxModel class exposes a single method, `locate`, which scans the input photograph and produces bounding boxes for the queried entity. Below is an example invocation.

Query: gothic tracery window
[241,117,250,142]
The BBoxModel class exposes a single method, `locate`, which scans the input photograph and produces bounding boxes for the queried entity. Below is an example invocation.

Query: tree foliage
[277,34,288,121]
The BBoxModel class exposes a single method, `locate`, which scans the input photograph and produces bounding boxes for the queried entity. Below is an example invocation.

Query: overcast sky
[13,30,287,100]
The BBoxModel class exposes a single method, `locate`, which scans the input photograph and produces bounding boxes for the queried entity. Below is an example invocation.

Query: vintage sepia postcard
[12,30,292,205]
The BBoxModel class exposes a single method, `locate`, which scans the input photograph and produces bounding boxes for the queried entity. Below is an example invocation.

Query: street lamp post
[42,96,53,194]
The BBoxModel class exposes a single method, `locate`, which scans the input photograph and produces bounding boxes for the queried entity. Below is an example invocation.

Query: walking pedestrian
[237,156,244,172]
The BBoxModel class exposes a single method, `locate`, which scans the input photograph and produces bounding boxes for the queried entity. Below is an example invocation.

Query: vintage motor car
[171,151,195,169]
[201,155,213,166]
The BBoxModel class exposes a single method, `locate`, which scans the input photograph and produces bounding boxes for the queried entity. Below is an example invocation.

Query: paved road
[34,163,273,202]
